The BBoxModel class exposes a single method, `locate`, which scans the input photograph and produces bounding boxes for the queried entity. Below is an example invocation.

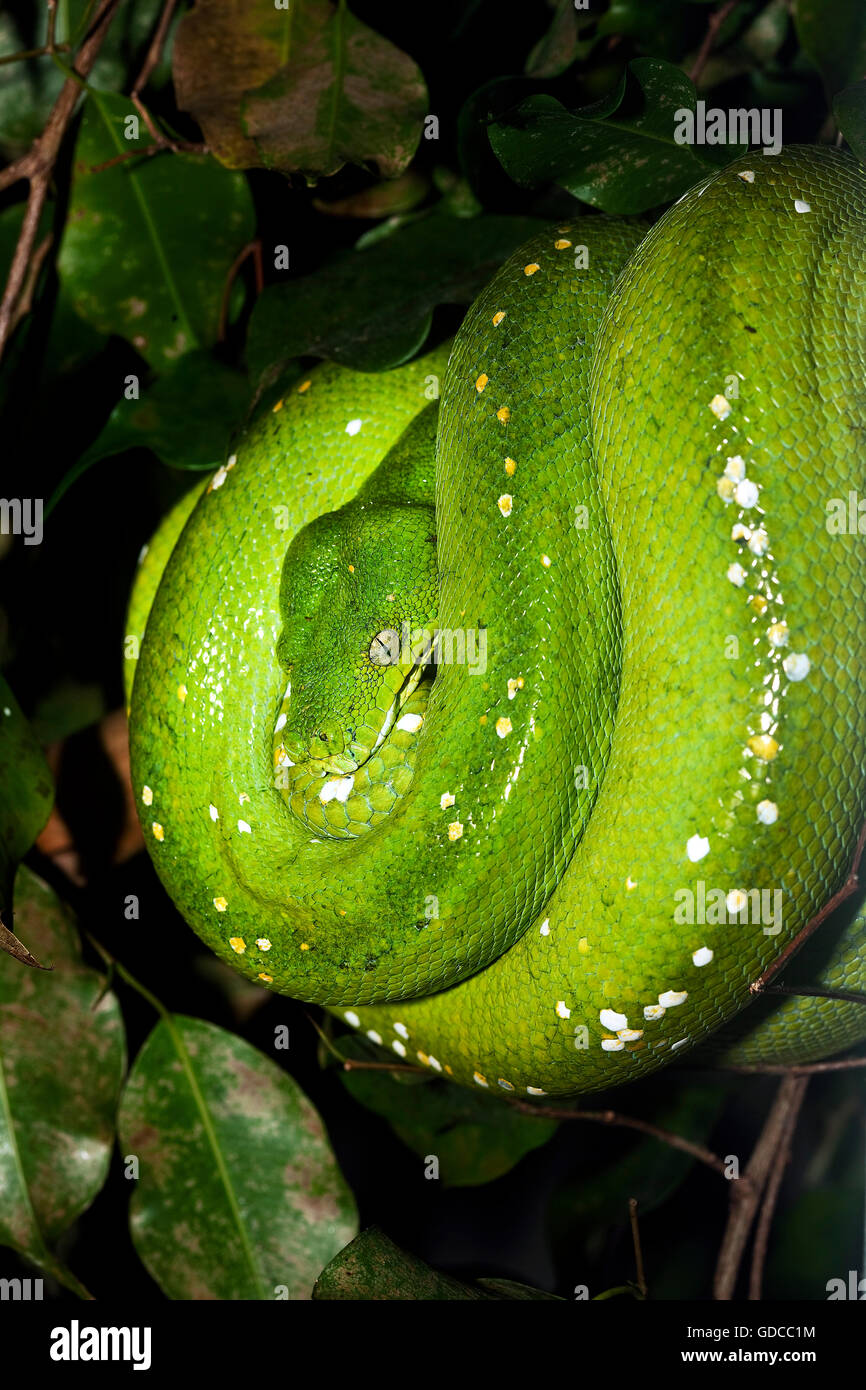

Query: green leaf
[313,1228,560,1299]
[489,57,745,214]
[247,211,544,391]
[58,92,255,367]
[241,0,427,182]
[526,0,600,79]
[48,352,250,515]
[118,1016,358,1299]
[834,81,866,163]
[794,0,866,101]
[173,0,426,182]
[0,868,125,1291]
[0,678,53,930]
[340,1038,557,1186]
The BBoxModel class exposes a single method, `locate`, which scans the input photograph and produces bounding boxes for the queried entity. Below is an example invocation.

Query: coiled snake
[128,146,866,1097]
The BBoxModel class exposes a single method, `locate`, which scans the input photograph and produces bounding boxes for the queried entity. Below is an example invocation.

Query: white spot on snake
[527,1086,546,1096]
[498,494,513,517]
[686,834,710,862]
[717,477,735,503]
[429,1057,443,1073]
[137,543,149,565]
[748,527,769,556]
[735,479,759,509]
[659,990,688,1007]
[141,786,153,806]
[345,419,362,435]
[239,792,250,804]
[710,394,731,420]
[784,652,810,681]
[618,1029,643,1042]
[727,563,746,587]
[448,821,463,841]
[495,717,512,738]
[757,799,779,824]
[275,712,287,732]
[396,712,423,733]
[366,1030,382,1045]
[473,1071,488,1087]
[392,1040,406,1057]
[738,170,755,183]
[210,464,230,490]
[671,1038,689,1051]
[600,1008,628,1031]
[726,890,748,914]
[256,938,271,950]
[794,199,811,213]
[237,819,251,833]
[497,1077,514,1090]
[556,1001,571,1019]
[767,622,789,648]
[626,876,637,890]
[692,946,714,967]
[321,777,354,804]
[440,792,455,809]
[540,918,550,936]
[209,804,219,821]
[394,1022,409,1039]
[541,553,551,567]
[213,896,228,912]
[644,1004,665,1021]
[601,1038,624,1052]
[344,1011,360,1027]
[725,455,746,481]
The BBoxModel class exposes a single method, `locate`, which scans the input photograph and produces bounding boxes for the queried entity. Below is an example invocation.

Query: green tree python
[127,146,866,1098]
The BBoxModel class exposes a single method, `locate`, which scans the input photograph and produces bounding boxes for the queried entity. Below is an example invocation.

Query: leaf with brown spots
[0,869,125,1286]
[118,1016,357,1299]
[241,0,427,182]
[0,675,53,951]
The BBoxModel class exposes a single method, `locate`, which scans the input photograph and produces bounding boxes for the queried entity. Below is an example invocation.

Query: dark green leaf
[0,677,53,928]
[118,1016,358,1299]
[340,1038,557,1186]
[525,0,601,79]
[794,0,866,101]
[48,352,250,515]
[489,57,745,214]
[247,211,544,390]
[834,81,866,163]
[58,92,255,367]
[0,869,125,1283]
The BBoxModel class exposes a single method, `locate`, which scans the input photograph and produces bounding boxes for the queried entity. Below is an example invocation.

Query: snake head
[275,500,438,773]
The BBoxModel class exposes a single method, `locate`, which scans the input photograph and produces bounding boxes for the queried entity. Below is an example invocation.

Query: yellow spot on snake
[497,406,511,424]
[141,786,153,806]
[498,494,513,517]
[300,942,310,950]
[272,399,284,413]
[348,564,355,573]
[578,937,589,954]
[213,897,228,912]
[767,622,789,648]
[507,676,524,699]
[151,822,164,841]
[229,937,246,954]
[749,594,768,615]
[554,239,572,249]
[738,170,755,183]
[298,380,311,393]
[258,973,273,982]
[749,734,779,761]
[448,821,463,841]
[473,1071,488,1087]
[177,684,187,703]
[492,311,505,326]
[541,554,551,568]
[495,717,512,738]
[440,792,455,809]
[504,457,516,476]
[476,374,488,393]
[710,394,731,420]
[524,263,540,276]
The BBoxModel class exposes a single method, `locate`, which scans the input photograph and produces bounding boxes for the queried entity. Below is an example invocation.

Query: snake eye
[369,629,400,666]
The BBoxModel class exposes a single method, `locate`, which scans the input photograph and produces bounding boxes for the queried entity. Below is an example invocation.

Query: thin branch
[689,0,738,84]
[218,239,264,341]
[748,1084,805,1300]
[88,137,206,173]
[0,43,70,67]
[750,820,866,998]
[713,1074,808,1300]
[510,1100,731,1178]
[0,0,121,360]
[341,1057,427,1076]
[722,1054,866,1077]
[132,0,179,98]
[765,983,866,1008]
[629,1198,648,1299]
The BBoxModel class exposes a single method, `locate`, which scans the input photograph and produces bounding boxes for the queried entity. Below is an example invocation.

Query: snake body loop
[130,146,866,1096]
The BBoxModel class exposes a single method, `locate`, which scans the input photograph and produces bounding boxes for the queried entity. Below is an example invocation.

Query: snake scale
[128,146,866,1097]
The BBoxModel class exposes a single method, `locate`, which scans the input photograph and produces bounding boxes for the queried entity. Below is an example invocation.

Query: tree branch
[510,1099,730,1178]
